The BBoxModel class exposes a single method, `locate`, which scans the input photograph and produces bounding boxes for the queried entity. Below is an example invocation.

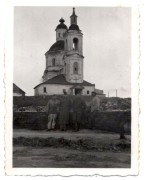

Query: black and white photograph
[2,0,141,175]
[12,6,132,169]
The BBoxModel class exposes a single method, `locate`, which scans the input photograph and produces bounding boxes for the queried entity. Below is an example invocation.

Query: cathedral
[34,8,105,96]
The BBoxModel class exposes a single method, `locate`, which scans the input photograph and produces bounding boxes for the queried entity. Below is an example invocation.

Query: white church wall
[43,51,65,81]
[35,84,73,96]
[65,31,83,54]
[71,59,83,83]
[46,52,64,67]
[56,52,65,66]
[82,86,95,95]
[66,57,83,83]
[71,33,83,54]
[34,84,95,96]
[56,29,67,41]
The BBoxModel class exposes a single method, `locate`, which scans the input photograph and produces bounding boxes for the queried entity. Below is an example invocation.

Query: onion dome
[69,24,80,31]
[56,18,67,30]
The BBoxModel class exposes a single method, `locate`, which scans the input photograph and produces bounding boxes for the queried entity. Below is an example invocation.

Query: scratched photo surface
[13,7,131,168]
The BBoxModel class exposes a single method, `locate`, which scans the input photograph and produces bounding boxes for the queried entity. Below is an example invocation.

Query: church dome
[56,23,67,30]
[56,18,68,30]
[49,40,65,52]
[69,24,80,31]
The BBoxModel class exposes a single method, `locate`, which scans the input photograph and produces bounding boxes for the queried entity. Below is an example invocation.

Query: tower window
[73,38,78,50]
[73,62,79,74]
[87,90,90,94]
[52,58,55,66]
[43,87,47,93]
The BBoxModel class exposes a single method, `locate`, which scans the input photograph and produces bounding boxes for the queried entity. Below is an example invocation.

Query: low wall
[13,111,131,134]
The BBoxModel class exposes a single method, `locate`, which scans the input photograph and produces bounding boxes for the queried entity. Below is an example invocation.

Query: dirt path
[13,129,130,140]
[13,146,130,168]
[13,129,131,168]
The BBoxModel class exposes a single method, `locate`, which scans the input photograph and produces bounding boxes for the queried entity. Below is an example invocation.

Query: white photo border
[4,0,141,176]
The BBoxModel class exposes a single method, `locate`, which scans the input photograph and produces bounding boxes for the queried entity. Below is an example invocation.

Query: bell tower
[64,8,84,83]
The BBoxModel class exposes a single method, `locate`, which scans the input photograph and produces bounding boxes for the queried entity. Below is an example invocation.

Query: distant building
[34,8,105,96]
[95,89,106,97]
[13,83,25,96]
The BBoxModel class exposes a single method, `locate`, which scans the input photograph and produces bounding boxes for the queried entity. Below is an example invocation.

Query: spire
[70,7,77,25]
[72,8,76,16]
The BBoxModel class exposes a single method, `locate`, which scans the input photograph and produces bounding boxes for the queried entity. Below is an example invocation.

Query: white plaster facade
[64,54,83,83]
[56,28,67,41]
[35,84,95,96]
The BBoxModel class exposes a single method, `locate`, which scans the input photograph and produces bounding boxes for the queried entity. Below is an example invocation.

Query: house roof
[34,74,95,89]
[13,83,25,94]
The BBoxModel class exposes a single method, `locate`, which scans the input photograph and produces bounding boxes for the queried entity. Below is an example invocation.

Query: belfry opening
[73,38,79,50]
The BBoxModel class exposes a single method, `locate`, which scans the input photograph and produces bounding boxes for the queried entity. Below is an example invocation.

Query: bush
[13,96,131,110]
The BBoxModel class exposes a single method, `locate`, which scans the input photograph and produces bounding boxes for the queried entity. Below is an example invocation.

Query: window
[43,87,47,93]
[58,33,60,37]
[87,90,89,94]
[73,62,79,74]
[63,89,67,94]
[73,38,78,50]
[52,58,55,66]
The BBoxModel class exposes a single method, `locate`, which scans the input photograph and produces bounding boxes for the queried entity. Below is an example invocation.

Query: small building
[95,89,106,97]
[34,8,105,96]
[13,83,25,96]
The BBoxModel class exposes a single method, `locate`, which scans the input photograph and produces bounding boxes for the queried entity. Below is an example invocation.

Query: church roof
[46,40,65,53]
[34,74,95,89]
[69,24,80,31]
[56,18,68,30]
[56,23,67,30]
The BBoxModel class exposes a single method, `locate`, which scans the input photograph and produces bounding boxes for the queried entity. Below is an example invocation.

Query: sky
[14,7,131,97]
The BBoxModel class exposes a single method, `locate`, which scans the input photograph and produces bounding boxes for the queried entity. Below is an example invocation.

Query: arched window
[52,58,55,66]
[73,38,78,50]
[73,62,79,74]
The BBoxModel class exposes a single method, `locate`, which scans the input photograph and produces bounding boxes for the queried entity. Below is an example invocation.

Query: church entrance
[75,88,82,95]
[70,85,84,95]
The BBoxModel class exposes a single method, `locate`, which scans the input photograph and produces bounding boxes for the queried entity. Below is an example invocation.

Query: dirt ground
[13,129,131,168]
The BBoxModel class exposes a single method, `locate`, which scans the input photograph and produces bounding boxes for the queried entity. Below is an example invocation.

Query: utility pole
[116,89,118,97]
[108,91,109,97]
